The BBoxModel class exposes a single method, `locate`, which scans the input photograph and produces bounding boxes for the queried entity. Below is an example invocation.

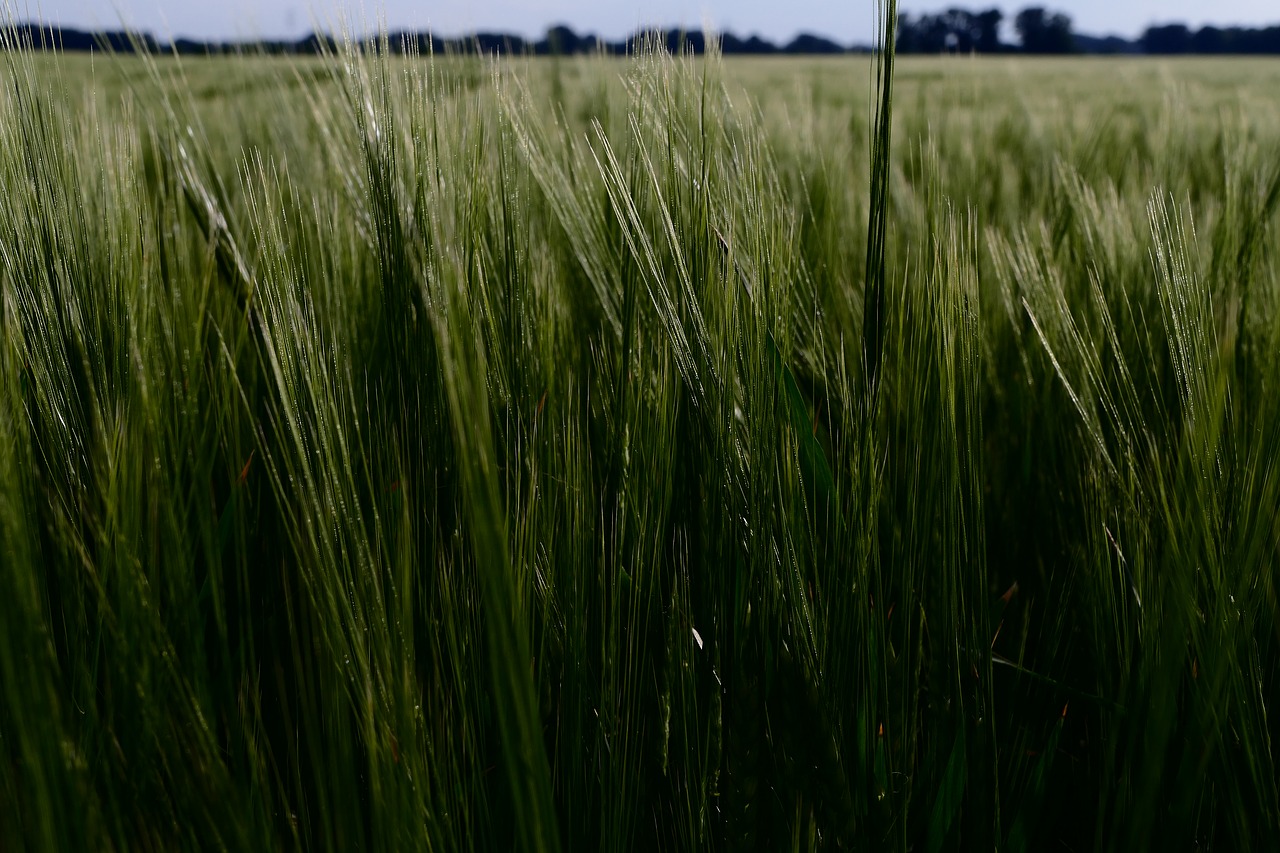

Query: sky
[9,1,1280,44]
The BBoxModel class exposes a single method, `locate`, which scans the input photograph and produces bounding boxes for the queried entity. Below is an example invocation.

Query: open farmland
[2,36,1279,851]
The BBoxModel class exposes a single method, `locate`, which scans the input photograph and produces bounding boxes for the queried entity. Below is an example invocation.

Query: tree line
[1139,24,1280,55]
[5,13,1280,56]
[898,8,1072,54]
[898,7,1280,55]
[2,23,850,56]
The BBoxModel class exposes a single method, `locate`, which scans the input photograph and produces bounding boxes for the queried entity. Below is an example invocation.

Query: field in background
[2,44,1279,851]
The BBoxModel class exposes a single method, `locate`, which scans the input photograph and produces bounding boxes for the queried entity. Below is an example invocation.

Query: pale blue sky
[10,1,1279,43]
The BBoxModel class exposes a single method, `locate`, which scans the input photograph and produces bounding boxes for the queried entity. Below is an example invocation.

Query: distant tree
[975,9,1004,52]
[472,32,526,54]
[1190,26,1226,54]
[295,33,338,55]
[935,10,968,51]
[896,14,916,51]
[1214,25,1280,54]
[544,25,582,55]
[1073,33,1140,54]
[917,14,951,52]
[1142,24,1191,54]
[897,8,1004,54]
[746,35,779,53]
[1014,7,1075,54]
[664,30,707,54]
[720,34,778,54]
[784,33,844,54]
[897,13,948,52]
[1250,26,1280,53]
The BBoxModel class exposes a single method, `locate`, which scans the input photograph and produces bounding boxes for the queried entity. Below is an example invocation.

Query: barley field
[1,27,1278,853]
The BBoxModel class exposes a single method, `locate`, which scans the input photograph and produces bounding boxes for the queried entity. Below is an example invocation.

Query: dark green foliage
[2,23,1279,853]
